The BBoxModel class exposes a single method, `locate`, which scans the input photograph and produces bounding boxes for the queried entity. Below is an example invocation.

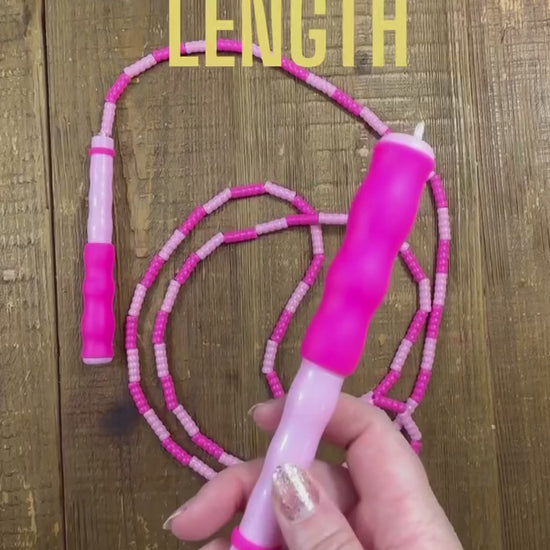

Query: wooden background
[1,0,550,548]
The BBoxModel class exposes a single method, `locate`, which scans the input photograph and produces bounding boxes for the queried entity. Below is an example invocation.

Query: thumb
[272,464,362,550]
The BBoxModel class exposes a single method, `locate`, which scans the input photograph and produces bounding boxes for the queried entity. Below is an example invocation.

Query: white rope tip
[414,122,425,140]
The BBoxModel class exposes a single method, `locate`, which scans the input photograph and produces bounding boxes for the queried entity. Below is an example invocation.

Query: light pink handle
[82,136,116,364]
[301,133,435,376]
[81,243,116,364]
[233,360,344,550]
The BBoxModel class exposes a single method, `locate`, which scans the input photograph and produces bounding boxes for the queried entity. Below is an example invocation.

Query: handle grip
[81,243,115,364]
[301,135,435,376]
[233,361,343,550]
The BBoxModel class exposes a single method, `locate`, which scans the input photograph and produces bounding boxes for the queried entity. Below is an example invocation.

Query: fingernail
[272,464,319,522]
[247,404,260,417]
[162,498,194,531]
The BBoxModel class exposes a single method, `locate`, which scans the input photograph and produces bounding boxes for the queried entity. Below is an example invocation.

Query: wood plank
[464,0,550,547]
[0,0,64,548]
[44,0,521,548]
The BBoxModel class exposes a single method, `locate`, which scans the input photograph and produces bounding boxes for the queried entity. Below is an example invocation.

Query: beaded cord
[99,40,450,479]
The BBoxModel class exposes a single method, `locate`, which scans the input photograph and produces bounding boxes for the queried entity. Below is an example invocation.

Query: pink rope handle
[96,40,450,478]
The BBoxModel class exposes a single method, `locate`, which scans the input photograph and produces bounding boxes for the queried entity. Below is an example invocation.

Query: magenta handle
[301,134,435,376]
[81,242,116,364]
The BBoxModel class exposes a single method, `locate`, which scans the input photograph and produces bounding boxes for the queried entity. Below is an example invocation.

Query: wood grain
[0,0,545,548]
[466,0,550,547]
[0,1,64,548]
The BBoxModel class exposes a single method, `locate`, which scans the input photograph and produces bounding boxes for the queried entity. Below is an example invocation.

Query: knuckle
[310,527,359,550]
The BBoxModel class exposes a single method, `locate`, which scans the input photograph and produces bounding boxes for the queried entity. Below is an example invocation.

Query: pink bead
[152,46,170,62]
[265,371,284,399]
[411,368,432,403]
[426,304,443,339]
[204,188,231,214]
[433,273,447,306]
[105,73,131,102]
[160,375,178,411]
[217,38,242,53]
[400,413,421,440]
[220,453,242,467]
[437,208,451,240]
[360,106,389,137]
[175,253,200,284]
[173,404,199,436]
[306,73,337,96]
[152,310,168,344]
[319,212,348,225]
[262,340,278,373]
[310,225,323,255]
[406,398,419,413]
[179,206,206,235]
[421,337,437,371]
[264,181,296,202]
[129,283,147,316]
[373,395,406,414]
[303,254,324,286]
[256,218,288,235]
[292,195,316,214]
[127,348,140,382]
[161,280,181,313]
[436,240,450,274]
[125,315,138,349]
[124,54,157,78]
[128,382,149,414]
[231,184,265,199]
[390,338,413,372]
[286,214,318,227]
[159,229,185,260]
[189,456,216,480]
[332,89,363,116]
[401,248,427,283]
[162,437,191,466]
[141,255,165,288]
[430,174,448,208]
[154,343,169,377]
[185,40,206,54]
[144,409,170,441]
[224,228,257,243]
[192,432,224,460]
[100,102,116,136]
[196,232,224,260]
[411,440,422,454]
[419,278,432,312]
[399,412,422,441]
[271,309,293,343]
[281,57,309,81]
[375,370,400,395]
[285,282,310,314]
[405,310,429,342]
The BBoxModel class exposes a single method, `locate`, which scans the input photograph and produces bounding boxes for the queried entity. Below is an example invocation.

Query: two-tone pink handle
[81,136,116,365]
[301,129,435,375]
[232,128,436,550]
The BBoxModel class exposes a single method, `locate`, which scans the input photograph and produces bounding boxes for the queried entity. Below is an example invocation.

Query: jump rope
[82,39,450,550]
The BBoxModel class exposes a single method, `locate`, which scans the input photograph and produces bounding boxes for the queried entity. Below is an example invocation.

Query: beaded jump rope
[93,39,450,481]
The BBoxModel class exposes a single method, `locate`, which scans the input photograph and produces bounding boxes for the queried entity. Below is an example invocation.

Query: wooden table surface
[2,0,550,548]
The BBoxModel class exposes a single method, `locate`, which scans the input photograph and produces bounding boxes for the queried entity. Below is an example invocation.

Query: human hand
[164,394,463,550]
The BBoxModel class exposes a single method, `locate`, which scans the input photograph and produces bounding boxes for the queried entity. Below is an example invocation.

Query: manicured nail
[247,404,260,416]
[162,498,194,531]
[272,464,319,522]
